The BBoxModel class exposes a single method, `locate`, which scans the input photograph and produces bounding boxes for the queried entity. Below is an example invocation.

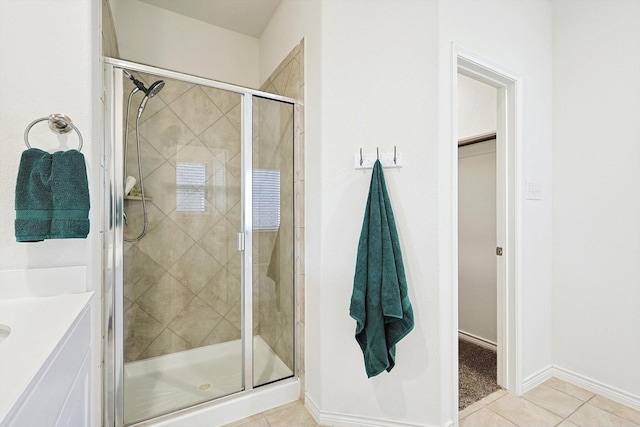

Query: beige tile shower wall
[121,38,305,375]
[259,40,305,384]
[122,73,244,362]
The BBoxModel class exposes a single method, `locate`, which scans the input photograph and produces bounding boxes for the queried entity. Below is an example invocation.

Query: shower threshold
[124,336,293,424]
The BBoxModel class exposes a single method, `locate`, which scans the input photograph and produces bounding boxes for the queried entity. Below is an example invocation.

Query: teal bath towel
[15,148,90,242]
[350,160,414,378]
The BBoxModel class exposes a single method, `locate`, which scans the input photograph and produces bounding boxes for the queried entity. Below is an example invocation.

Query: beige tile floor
[460,377,640,427]
[226,377,640,427]
[223,400,319,427]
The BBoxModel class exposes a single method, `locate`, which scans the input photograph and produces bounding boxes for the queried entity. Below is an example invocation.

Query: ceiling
[138,0,283,38]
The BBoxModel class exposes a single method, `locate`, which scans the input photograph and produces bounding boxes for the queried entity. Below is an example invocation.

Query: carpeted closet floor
[459,339,501,410]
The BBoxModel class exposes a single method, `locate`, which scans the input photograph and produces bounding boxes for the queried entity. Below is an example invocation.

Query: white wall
[440,0,554,395]
[261,5,443,425]
[552,0,640,403]
[458,141,497,344]
[273,1,553,425]
[0,1,99,275]
[458,74,497,140]
[314,1,445,424]
[109,0,260,88]
[0,0,102,425]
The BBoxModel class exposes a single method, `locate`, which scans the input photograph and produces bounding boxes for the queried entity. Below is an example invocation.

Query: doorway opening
[457,73,499,410]
[453,47,521,417]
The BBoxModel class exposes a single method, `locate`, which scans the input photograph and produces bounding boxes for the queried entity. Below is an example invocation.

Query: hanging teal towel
[350,160,414,378]
[15,148,90,242]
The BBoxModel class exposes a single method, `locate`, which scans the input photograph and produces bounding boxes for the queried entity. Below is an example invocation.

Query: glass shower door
[121,71,245,424]
[251,96,295,387]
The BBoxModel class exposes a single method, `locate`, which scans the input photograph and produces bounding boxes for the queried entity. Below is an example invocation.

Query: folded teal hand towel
[350,160,414,378]
[14,149,54,241]
[15,148,90,242]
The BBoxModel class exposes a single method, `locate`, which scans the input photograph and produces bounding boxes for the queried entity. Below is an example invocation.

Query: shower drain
[198,383,212,391]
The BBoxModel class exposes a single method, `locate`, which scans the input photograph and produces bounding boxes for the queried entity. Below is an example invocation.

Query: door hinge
[238,232,245,251]
[496,247,503,256]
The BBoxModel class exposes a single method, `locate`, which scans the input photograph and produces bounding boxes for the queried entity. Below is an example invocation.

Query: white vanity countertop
[0,292,94,423]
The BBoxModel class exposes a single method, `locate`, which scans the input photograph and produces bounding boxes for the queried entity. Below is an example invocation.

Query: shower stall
[103,58,299,426]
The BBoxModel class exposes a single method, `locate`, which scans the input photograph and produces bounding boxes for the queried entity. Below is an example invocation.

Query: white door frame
[451,44,523,420]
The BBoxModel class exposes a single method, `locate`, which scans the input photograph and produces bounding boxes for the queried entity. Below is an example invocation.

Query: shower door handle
[238,232,245,251]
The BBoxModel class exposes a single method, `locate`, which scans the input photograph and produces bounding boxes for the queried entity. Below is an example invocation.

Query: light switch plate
[525,181,543,200]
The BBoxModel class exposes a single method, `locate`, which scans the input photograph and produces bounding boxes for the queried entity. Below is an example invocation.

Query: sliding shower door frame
[102,58,298,427]
[103,62,125,427]
[241,93,254,396]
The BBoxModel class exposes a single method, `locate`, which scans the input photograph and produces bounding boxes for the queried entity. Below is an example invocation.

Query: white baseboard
[306,367,640,426]
[551,366,640,411]
[305,394,321,424]
[521,365,553,394]
[458,330,497,352]
[520,365,640,410]
[305,393,448,427]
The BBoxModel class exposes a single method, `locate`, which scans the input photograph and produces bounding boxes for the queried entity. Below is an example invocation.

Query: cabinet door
[5,309,90,427]
[55,352,91,427]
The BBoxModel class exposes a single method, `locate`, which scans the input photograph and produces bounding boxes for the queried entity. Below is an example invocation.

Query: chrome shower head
[147,80,165,98]
[125,71,164,97]
[134,80,165,119]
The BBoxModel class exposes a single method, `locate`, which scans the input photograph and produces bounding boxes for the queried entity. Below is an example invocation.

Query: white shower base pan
[125,336,293,424]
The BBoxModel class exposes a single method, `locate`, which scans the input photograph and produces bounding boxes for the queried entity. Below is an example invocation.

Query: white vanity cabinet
[0,293,93,427]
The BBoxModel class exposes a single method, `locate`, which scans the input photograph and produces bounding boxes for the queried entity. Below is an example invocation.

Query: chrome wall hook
[354,147,403,170]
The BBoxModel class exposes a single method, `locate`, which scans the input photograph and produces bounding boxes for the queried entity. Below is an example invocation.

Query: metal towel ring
[24,114,83,152]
